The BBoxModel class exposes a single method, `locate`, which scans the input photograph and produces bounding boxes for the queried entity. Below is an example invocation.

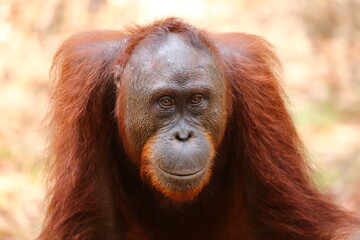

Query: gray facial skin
[117,33,228,195]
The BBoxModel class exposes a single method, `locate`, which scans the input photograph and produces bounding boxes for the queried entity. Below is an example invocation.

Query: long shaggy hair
[39,18,359,240]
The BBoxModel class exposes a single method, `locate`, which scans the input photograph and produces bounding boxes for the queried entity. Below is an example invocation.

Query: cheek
[203,101,228,146]
[127,114,155,151]
[116,88,156,162]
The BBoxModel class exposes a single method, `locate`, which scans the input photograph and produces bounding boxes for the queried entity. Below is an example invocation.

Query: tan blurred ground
[0,0,359,239]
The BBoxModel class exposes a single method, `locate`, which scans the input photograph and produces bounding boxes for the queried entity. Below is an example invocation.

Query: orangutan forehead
[127,33,217,73]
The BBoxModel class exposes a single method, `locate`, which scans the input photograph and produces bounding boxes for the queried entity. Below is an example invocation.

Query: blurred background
[0,0,359,239]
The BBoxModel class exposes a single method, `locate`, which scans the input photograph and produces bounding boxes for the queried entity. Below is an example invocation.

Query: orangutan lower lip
[154,164,206,178]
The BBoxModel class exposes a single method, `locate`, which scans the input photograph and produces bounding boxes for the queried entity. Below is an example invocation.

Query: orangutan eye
[159,96,175,108]
[189,94,204,105]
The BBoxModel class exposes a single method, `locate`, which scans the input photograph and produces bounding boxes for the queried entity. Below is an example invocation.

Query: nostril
[188,131,194,139]
[175,131,193,141]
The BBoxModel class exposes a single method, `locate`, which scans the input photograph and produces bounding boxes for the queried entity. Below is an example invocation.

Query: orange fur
[39,18,359,240]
